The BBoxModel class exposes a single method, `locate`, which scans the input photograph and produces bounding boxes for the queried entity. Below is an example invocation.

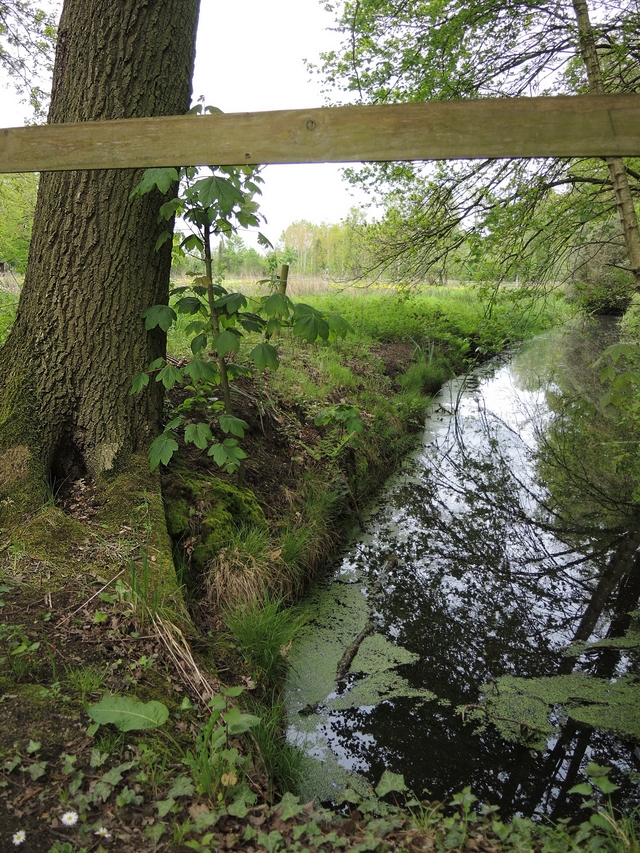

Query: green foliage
[567,219,635,315]
[131,147,356,475]
[313,403,365,458]
[375,770,407,798]
[87,696,169,732]
[0,3,56,117]
[314,403,364,436]
[0,621,41,680]
[0,173,38,272]
[313,0,640,286]
[225,597,307,684]
[183,686,260,802]
[595,338,640,410]
[278,210,369,279]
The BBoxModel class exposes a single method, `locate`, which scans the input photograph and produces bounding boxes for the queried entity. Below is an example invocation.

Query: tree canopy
[0,0,57,115]
[315,0,640,289]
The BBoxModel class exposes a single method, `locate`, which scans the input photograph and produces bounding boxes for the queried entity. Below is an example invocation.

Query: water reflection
[287,320,640,818]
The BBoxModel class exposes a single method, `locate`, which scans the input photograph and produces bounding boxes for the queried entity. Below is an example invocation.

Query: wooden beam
[1,94,639,173]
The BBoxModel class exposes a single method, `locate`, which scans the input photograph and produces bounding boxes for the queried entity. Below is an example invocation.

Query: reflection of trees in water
[299,325,640,819]
[434,337,640,817]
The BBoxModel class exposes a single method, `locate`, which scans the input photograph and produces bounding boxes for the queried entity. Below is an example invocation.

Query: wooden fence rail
[1,94,640,173]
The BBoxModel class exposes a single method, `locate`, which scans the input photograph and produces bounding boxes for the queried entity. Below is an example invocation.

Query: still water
[286,320,640,818]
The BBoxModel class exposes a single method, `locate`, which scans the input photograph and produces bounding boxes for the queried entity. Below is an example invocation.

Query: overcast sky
[0,0,370,248]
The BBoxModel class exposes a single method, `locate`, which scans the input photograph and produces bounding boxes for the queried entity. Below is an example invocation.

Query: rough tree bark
[0,0,200,524]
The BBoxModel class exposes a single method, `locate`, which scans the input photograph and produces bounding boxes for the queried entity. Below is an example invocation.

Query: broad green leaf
[265,317,282,336]
[191,333,208,354]
[149,433,179,471]
[219,414,249,437]
[208,439,248,473]
[592,776,620,794]
[292,302,324,319]
[257,830,284,852]
[292,312,330,343]
[155,364,184,390]
[262,293,291,318]
[102,761,136,786]
[130,373,149,394]
[568,783,593,796]
[166,775,195,798]
[227,787,256,818]
[192,175,243,213]
[154,231,173,251]
[238,313,265,334]
[223,706,261,734]
[148,357,166,370]
[183,359,218,382]
[156,797,176,817]
[250,342,279,371]
[226,363,253,379]
[184,422,213,450]
[211,330,240,357]
[130,167,179,197]
[327,314,354,339]
[346,415,365,436]
[375,770,406,797]
[175,296,204,315]
[158,198,183,219]
[181,234,203,253]
[185,320,207,336]
[586,762,612,777]
[590,812,614,830]
[278,792,304,820]
[87,697,169,731]
[142,304,177,332]
[28,762,47,780]
[215,292,247,314]
[600,343,636,365]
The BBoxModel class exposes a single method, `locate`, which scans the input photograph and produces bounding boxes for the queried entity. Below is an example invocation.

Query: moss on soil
[97,453,180,600]
[163,462,267,571]
[13,506,87,564]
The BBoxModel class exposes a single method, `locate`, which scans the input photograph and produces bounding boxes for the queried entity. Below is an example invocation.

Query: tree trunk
[572,0,640,289]
[0,0,200,522]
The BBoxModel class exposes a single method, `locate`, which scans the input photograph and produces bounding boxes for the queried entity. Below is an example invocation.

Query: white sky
[0,0,371,249]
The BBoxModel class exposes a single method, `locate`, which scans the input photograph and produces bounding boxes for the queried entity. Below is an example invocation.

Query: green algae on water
[286,576,437,801]
[476,673,640,750]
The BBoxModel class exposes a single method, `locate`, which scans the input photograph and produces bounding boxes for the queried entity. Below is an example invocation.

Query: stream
[285,319,640,819]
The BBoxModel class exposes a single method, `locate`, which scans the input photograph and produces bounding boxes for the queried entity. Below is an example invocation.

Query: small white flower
[95,826,112,839]
[12,830,26,846]
[61,810,79,826]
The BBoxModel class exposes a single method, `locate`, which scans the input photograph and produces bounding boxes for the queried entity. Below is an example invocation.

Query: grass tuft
[224,596,306,685]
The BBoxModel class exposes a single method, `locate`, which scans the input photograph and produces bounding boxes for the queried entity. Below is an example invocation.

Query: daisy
[61,810,79,826]
[12,830,26,846]
[95,826,112,839]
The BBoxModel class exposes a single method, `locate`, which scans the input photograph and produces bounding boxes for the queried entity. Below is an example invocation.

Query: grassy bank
[6,281,635,853]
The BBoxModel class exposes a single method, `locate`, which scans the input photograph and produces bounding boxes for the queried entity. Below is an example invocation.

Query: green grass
[63,663,109,704]
[247,692,304,798]
[224,596,307,686]
[308,284,568,348]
